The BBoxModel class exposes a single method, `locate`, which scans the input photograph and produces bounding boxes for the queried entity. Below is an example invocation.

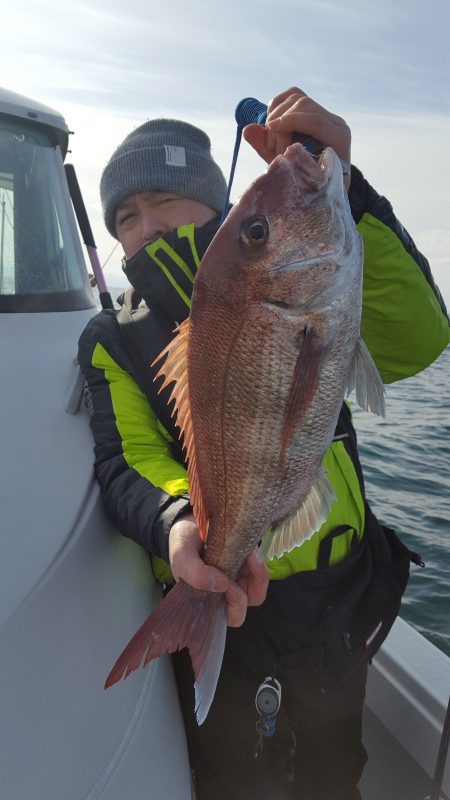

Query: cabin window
[0,119,94,312]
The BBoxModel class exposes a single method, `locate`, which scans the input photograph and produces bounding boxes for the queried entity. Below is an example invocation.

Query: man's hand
[169,512,269,627]
[243,86,352,191]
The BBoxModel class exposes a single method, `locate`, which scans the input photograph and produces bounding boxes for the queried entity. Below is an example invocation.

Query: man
[78,87,449,799]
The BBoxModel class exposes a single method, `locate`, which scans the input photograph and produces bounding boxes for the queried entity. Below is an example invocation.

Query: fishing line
[220,98,271,225]
[101,241,119,270]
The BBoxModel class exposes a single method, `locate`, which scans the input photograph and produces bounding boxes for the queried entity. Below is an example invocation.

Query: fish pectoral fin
[259,469,335,561]
[105,580,227,726]
[347,337,386,417]
[152,318,208,541]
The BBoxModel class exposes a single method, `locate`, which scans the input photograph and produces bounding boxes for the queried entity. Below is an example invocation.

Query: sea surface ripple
[352,345,450,657]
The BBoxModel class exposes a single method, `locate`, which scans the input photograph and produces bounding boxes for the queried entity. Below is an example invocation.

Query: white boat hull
[0,311,191,799]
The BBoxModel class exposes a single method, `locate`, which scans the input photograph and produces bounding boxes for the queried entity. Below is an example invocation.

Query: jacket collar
[122,216,221,323]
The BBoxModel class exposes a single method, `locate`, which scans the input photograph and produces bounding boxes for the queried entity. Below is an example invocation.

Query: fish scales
[188,314,293,574]
[105,142,385,724]
[187,148,360,574]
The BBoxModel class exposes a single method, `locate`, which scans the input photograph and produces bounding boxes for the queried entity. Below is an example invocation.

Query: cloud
[3,0,449,119]
[414,230,450,311]
[2,0,449,309]
[348,110,450,239]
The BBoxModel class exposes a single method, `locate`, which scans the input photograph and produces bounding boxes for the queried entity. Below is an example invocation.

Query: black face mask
[122,215,221,323]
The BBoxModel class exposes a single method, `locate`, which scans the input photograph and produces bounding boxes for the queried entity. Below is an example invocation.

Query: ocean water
[105,286,450,657]
[352,345,450,657]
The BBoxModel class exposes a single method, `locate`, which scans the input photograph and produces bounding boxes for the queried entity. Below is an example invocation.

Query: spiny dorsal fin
[347,337,386,417]
[153,320,208,541]
[259,469,335,561]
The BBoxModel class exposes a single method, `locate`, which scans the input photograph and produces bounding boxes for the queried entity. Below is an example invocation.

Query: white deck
[362,706,437,800]
[361,617,450,800]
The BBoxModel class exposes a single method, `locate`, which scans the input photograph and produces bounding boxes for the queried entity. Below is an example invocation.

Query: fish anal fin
[260,469,335,561]
[347,337,386,418]
[105,580,227,725]
[280,327,329,467]
[152,319,208,541]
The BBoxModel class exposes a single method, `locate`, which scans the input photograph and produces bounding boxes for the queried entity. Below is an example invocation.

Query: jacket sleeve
[78,311,190,563]
[349,165,449,384]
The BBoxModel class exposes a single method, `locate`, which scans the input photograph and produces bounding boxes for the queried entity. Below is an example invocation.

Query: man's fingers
[242,123,274,163]
[169,517,267,627]
[267,86,307,116]
[171,546,229,593]
[244,88,351,170]
[236,549,269,607]
[247,550,269,606]
[169,513,229,592]
[225,582,248,627]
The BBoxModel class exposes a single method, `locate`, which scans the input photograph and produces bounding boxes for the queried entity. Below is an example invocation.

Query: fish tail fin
[347,337,386,417]
[104,580,227,725]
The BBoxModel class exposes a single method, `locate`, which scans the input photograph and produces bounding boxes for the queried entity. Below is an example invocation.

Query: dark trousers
[172,503,410,799]
[173,645,368,800]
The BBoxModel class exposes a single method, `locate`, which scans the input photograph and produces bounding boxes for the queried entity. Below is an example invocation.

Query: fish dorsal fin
[347,337,386,417]
[153,319,208,542]
[259,469,335,562]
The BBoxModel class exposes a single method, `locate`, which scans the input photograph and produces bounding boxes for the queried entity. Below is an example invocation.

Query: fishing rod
[64,163,114,310]
[236,97,324,155]
[220,96,324,224]
[220,96,349,225]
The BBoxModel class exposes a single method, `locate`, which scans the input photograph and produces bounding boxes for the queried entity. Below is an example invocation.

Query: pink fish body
[105,143,385,723]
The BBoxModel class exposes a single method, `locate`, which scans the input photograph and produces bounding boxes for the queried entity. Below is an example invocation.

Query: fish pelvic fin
[104,580,227,726]
[280,326,330,468]
[152,319,208,542]
[347,337,386,418]
[259,468,336,561]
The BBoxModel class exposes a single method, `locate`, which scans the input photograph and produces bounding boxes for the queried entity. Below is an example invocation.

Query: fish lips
[280,142,345,197]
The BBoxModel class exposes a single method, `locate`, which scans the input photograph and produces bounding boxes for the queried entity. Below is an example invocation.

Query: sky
[2,0,450,306]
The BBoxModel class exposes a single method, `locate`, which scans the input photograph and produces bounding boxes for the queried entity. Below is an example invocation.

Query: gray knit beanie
[100,118,227,238]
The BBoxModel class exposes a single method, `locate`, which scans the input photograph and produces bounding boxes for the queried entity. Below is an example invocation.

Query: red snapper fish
[105,142,385,723]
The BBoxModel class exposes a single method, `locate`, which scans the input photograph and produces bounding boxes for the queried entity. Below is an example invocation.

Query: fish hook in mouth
[313,148,345,184]
[317,147,351,177]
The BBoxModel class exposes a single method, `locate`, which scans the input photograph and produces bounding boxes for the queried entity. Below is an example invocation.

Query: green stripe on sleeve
[92,342,189,496]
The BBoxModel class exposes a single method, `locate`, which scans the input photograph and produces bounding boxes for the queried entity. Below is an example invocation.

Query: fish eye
[240,215,269,247]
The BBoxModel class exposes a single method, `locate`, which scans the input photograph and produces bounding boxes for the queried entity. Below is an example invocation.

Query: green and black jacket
[77,165,449,583]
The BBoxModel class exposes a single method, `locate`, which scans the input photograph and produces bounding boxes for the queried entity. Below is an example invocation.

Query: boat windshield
[0,118,94,312]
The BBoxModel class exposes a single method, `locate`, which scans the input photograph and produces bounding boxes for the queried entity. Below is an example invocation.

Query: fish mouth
[281,143,342,192]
